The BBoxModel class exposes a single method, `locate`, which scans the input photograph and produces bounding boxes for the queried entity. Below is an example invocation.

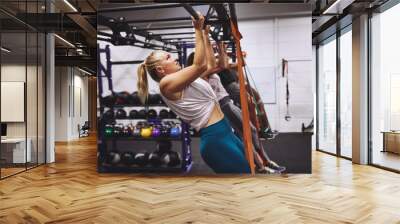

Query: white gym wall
[238,16,313,132]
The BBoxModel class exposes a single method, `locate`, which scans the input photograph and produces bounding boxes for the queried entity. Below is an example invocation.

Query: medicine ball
[154,94,163,104]
[134,152,149,167]
[121,152,135,165]
[103,109,115,121]
[159,109,169,119]
[114,91,130,105]
[107,151,121,165]
[101,94,115,107]
[129,109,138,119]
[147,109,157,119]
[130,91,141,105]
[137,109,147,119]
[116,109,127,119]
[156,140,172,154]
[162,151,181,167]
[159,96,165,105]
[147,93,157,104]
[148,152,162,167]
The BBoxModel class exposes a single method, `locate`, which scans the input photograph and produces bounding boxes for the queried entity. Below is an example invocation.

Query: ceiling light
[323,0,344,15]
[54,34,75,48]
[63,0,78,12]
[1,47,11,53]
[78,67,93,76]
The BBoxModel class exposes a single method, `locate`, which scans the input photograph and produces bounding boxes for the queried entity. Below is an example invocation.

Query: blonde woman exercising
[136,13,250,173]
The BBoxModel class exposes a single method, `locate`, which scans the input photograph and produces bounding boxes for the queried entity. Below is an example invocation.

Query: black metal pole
[151,32,195,36]
[111,60,144,65]
[99,3,206,13]
[229,3,237,23]
[126,17,192,24]
[133,25,194,31]
[181,4,199,20]
[97,31,177,52]
[99,3,184,13]
[161,37,195,41]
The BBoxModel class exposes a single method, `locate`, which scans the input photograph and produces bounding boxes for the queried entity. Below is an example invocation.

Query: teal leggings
[199,118,251,174]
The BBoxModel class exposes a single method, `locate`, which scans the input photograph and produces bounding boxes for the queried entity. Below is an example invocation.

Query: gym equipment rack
[97,44,192,173]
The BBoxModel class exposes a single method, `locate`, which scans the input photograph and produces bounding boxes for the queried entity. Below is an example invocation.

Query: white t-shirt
[208,74,229,101]
[160,78,218,131]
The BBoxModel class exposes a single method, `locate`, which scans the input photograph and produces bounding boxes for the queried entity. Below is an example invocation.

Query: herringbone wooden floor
[1,135,400,224]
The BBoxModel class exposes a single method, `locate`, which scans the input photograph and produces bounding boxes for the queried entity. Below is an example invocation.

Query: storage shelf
[98,164,186,173]
[99,103,168,108]
[103,136,183,141]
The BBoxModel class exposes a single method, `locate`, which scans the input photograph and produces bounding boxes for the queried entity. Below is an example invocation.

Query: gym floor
[0,134,400,223]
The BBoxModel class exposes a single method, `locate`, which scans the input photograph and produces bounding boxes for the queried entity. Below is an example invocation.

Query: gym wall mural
[97,3,313,175]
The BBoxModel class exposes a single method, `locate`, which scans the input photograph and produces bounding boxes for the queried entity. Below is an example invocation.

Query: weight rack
[97,44,193,173]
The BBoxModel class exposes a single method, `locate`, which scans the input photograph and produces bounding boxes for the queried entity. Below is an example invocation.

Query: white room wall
[239,16,313,132]
[55,67,89,141]
[1,65,41,137]
[55,66,69,141]
[312,45,316,150]
[1,64,46,163]
[98,15,312,132]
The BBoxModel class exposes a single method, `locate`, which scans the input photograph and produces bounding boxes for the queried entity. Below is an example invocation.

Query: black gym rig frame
[96,3,236,173]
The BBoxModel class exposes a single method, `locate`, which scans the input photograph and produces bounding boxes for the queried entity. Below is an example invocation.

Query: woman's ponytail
[137,63,148,104]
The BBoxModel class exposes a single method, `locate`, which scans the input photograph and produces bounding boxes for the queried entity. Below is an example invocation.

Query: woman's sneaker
[267,161,286,173]
[257,166,281,174]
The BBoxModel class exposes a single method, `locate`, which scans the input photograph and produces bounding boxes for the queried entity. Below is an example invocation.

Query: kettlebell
[159,125,170,137]
[104,125,114,137]
[132,127,141,137]
[141,126,152,138]
[170,126,181,138]
[122,126,131,136]
[152,126,161,137]
[113,124,124,136]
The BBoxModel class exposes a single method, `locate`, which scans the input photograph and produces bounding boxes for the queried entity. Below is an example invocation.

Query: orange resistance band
[230,20,256,175]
